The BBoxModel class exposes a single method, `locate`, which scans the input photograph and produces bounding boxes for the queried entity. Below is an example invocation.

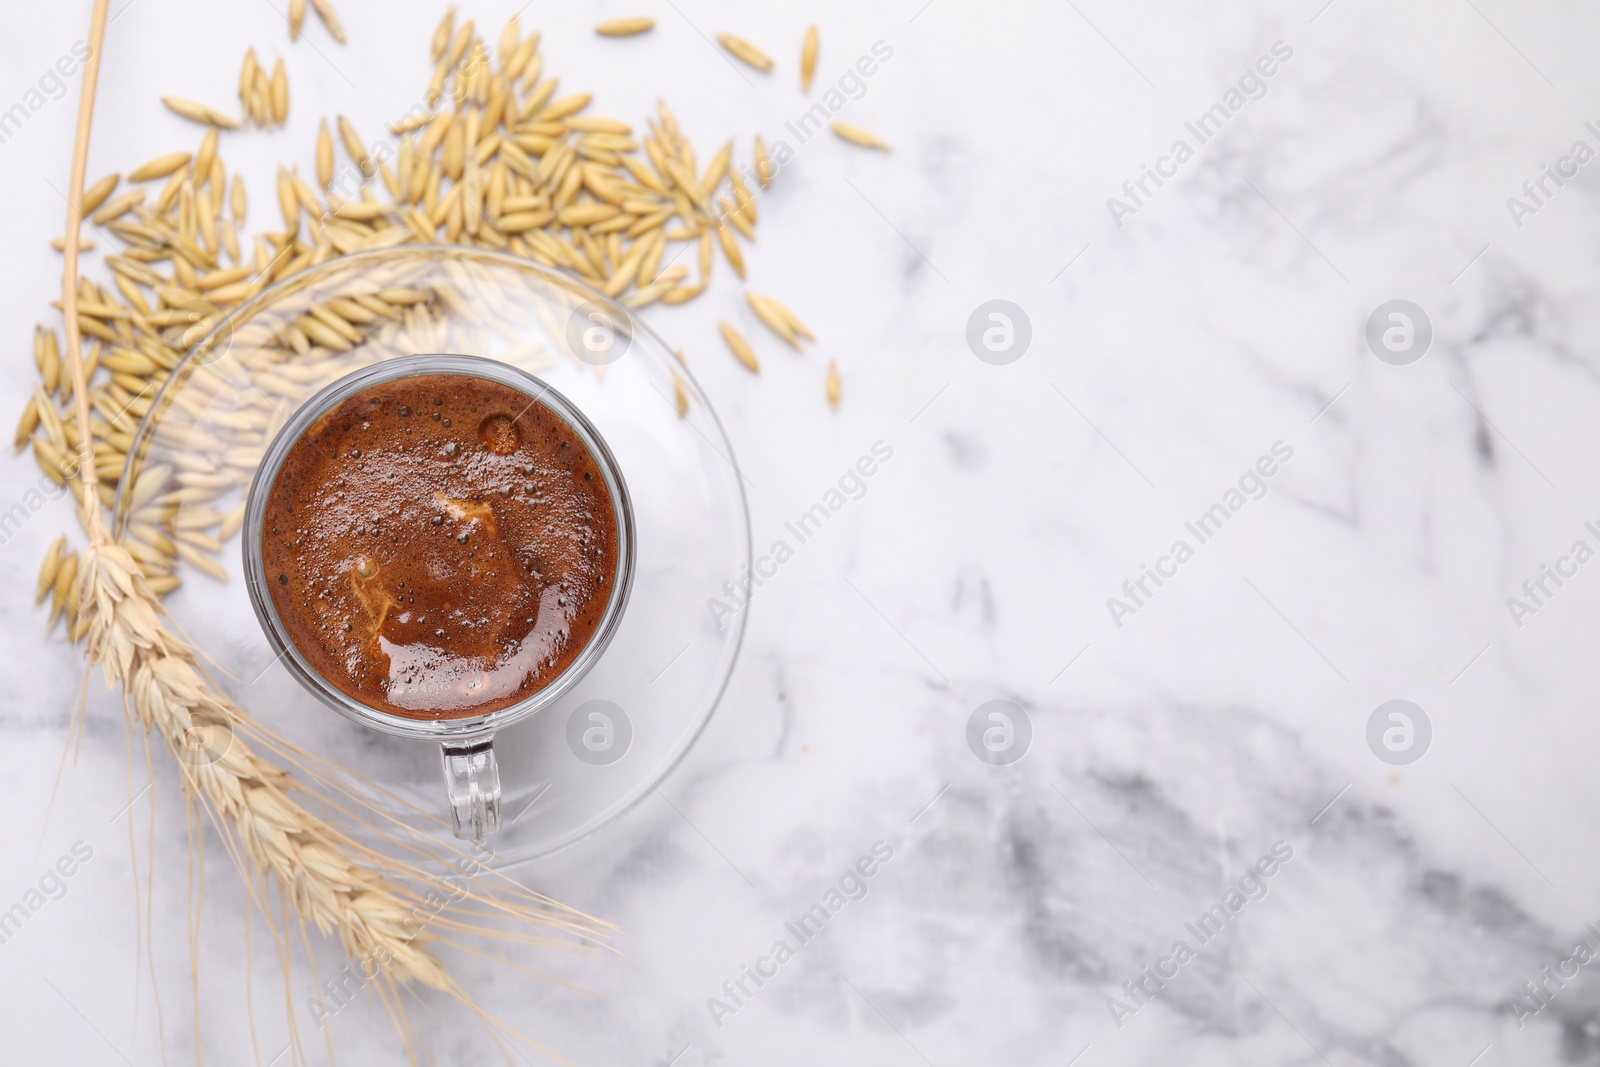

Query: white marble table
[3,0,1599,1063]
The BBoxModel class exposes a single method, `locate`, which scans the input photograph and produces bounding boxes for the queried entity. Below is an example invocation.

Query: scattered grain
[801,25,818,92]
[163,96,240,129]
[129,151,192,182]
[830,121,890,151]
[316,119,334,187]
[597,17,654,36]
[717,33,774,72]
[719,321,759,372]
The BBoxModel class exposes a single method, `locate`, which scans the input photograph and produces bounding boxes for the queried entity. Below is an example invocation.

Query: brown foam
[261,373,619,719]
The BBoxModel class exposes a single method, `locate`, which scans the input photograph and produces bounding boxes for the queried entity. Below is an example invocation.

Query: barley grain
[596,17,654,36]
[270,59,289,124]
[830,121,890,151]
[316,119,334,187]
[309,0,346,43]
[558,202,618,227]
[37,535,66,603]
[717,33,774,72]
[496,209,554,233]
[672,369,688,416]
[766,293,812,341]
[442,122,465,181]
[276,168,299,229]
[506,35,539,81]
[637,229,667,283]
[247,77,268,127]
[517,48,544,95]
[193,129,218,188]
[219,503,247,541]
[746,293,796,348]
[175,540,229,581]
[338,115,374,178]
[621,276,676,308]
[35,326,62,394]
[697,228,712,282]
[51,552,78,622]
[536,93,592,123]
[430,8,454,61]
[570,117,632,137]
[714,221,744,278]
[14,396,40,450]
[163,97,240,129]
[498,13,520,61]
[81,173,119,217]
[91,189,143,226]
[701,139,732,195]
[389,111,431,136]
[130,151,191,182]
[801,25,819,92]
[239,49,259,107]
[445,20,474,69]
[721,197,755,239]
[753,135,774,187]
[719,321,759,372]
[143,573,181,594]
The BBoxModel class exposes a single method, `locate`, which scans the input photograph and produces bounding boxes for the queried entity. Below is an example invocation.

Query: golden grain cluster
[24,13,859,629]
[21,8,893,662]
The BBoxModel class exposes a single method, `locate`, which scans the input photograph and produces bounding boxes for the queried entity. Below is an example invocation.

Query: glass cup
[241,353,636,839]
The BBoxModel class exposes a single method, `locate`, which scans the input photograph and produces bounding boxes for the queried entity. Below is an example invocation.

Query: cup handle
[441,740,501,840]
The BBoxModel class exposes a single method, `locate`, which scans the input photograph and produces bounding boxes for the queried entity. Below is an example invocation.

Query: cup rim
[241,352,637,742]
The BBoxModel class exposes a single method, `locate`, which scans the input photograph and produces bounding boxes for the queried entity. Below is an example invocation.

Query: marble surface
[5,0,1600,1063]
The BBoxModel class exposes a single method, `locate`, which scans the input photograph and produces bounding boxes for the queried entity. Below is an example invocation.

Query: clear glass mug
[241,353,636,839]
